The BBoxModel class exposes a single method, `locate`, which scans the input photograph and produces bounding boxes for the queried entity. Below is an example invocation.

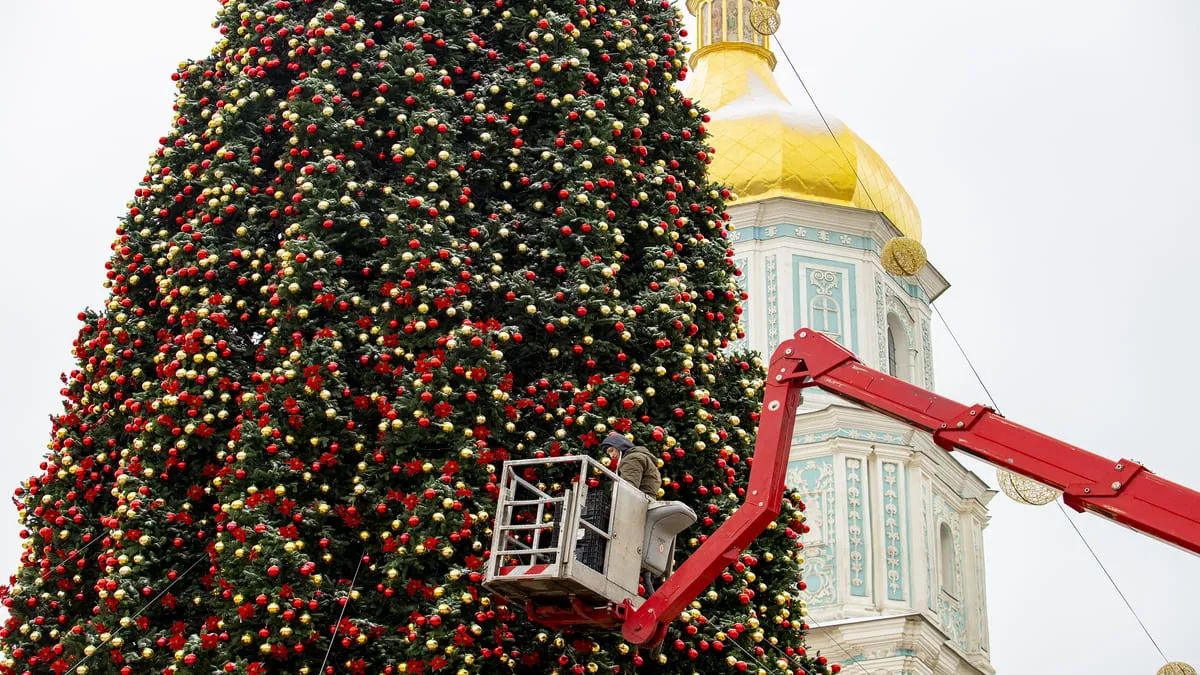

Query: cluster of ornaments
[1,1,837,674]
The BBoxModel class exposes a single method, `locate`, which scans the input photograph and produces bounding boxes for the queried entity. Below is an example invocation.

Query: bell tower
[686,0,779,64]
[684,4,997,673]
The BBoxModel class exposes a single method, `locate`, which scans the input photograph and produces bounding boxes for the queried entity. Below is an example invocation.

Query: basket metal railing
[486,455,619,579]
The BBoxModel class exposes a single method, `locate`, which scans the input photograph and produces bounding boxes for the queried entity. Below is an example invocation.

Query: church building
[685,2,996,673]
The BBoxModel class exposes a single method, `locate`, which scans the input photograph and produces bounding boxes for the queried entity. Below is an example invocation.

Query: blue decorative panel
[939,596,968,648]
[786,456,837,607]
[733,257,749,350]
[792,256,858,352]
[808,270,844,343]
[727,223,878,253]
[765,255,780,354]
[845,457,868,597]
[726,223,934,301]
[882,462,906,601]
[793,428,907,446]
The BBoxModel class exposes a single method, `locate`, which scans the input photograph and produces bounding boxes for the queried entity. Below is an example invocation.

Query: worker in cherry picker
[602,432,664,595]
[602,432,660,499]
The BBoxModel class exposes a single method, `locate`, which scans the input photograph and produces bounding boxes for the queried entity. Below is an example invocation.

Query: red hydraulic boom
[619,328,1200,647]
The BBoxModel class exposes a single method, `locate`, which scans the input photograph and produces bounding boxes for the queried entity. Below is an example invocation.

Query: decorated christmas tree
[1,1,832,673]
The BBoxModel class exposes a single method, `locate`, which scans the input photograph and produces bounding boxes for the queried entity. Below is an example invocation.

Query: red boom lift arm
[620,328,1200,646]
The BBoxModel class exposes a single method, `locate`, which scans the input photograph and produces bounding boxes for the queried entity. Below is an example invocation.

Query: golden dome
[684,0,921,240]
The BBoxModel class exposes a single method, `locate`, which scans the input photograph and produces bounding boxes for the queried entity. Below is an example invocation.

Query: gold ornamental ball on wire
[1159,663,1197,675]
[996,470,1060,506]
[749,1,781,36]
[880,236,928,276]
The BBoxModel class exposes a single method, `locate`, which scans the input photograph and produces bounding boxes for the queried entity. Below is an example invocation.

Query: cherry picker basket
[483,455,648,615]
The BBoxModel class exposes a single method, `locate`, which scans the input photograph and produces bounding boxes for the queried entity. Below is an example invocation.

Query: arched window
[939,523,955,592]
[701,0,769,48]
[741,0,755,41]
[725,0,739,43]
[810,295,842,342]
[886,312,912,382]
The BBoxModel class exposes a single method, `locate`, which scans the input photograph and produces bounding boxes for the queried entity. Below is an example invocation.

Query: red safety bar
[619,328,1200,647]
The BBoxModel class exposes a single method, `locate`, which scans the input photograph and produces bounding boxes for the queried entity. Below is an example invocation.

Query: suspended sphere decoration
[749,2,782,36]
[880,236,928,276]
[1159,663,1197,675]
[997,470,1060,506]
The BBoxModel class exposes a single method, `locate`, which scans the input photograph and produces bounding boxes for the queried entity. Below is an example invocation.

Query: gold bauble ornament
[880,236,928,276]
[997,470,1060,506]
[1159,663,1197,675]
[749,1,781,36]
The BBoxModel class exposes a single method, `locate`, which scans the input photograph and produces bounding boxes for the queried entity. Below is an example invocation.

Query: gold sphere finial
[1159,663,1197,675]
[880,236,927,276]
[749,1,781,36]
[997,471,1060,506]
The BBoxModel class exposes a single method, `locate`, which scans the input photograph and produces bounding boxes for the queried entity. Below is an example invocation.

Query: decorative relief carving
[807,269,844,344]
[846,458,868,597]
[786,457,837,607]
[938,595,968,648]
[765,255,780,353]
[921,317,934,389]
[810,269,839,296]
[794,256,858,352]
[882,462,906,601]
[726,223,885,255]
[793,428,907,446]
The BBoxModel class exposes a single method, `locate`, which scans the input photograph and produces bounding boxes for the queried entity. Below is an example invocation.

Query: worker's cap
[600,432,634,453]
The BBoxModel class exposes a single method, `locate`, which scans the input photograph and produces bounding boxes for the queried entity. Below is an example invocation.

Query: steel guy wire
[32,534,102,585]
[773,41,882,219]
[317,544,367,674]
[66,552,207,672]
[796,614,874,675]
[910,274,1170,664]
[768,26,1171,662]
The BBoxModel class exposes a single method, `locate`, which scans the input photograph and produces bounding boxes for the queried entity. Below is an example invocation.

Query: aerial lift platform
[484,455,695,630]
[485,329,1200,648]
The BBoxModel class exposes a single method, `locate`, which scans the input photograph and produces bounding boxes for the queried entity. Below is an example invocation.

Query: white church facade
[685,1,996,672]
[729,199,994,675]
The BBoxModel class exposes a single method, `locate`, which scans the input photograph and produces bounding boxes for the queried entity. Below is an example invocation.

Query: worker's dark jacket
[618,446,660,498]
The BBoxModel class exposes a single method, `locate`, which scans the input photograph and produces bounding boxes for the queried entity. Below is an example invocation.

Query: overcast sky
[1,2,1197,673]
